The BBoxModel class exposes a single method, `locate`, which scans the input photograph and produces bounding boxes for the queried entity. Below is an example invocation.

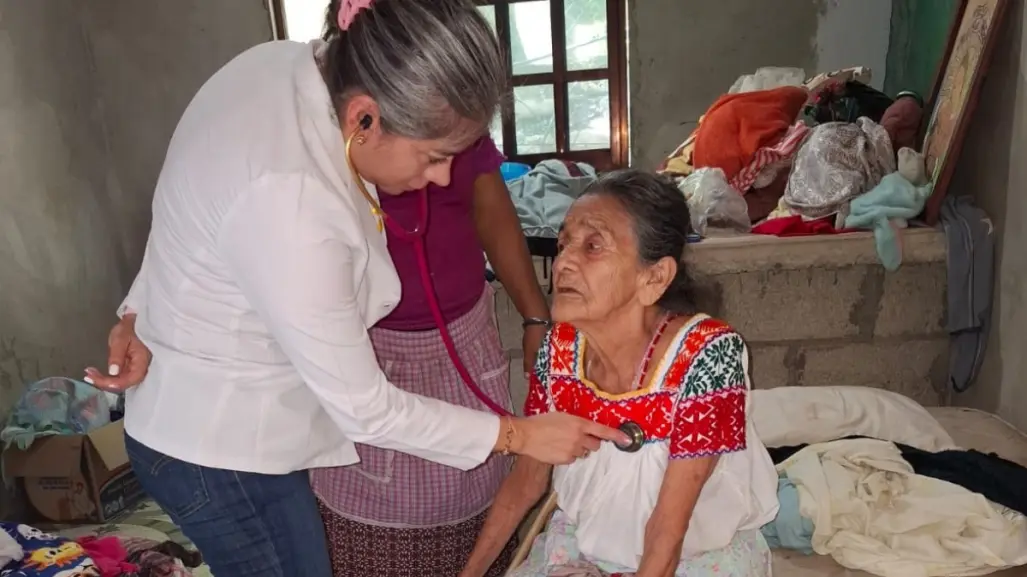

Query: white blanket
[779,438,1027,577]
[751,386,957,452]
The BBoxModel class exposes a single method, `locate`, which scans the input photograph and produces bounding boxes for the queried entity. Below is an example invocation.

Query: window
[478,0,629,170]
[269,0,629,170]
[270,0,328,41]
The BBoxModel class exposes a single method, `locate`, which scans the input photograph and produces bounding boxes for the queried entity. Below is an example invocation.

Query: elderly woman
[460,170,780,577]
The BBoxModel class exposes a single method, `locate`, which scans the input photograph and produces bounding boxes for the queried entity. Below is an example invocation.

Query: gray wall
[0,1,270,424]
[628,0,893,169]
[949,1,1027,430]
[6,0,1025,464]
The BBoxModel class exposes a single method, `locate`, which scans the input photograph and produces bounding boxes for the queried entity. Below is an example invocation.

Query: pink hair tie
[338,0,375,31]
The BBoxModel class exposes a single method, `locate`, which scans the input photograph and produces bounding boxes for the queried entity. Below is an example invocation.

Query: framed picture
[920,0,1010,225]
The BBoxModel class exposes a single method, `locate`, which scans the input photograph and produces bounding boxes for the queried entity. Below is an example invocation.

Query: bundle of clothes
[0,377,122,452]
[658,66,935,271]
[751,386,1027,577]
[0,523,203,576]
[506,159,599,239]
[761,439,1027,576]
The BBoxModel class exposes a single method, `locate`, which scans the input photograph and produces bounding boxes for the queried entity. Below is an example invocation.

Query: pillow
[751,386,957,451]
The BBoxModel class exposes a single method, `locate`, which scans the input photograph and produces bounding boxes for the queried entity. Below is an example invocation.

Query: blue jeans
[125,434,332,577]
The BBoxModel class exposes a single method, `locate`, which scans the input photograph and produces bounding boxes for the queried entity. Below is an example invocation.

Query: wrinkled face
[552,195,645,325]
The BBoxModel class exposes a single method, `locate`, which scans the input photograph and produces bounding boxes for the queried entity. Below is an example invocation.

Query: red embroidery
[523,371,550,417]
[521,318,748,459]
[670,387,747,458]
[550,378,675,440]
[549,323,578,376]
[663,320,733,386]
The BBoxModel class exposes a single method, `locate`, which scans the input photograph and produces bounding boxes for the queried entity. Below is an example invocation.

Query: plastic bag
[728,67,807,94]
[1,377,112,451]
[678,168,751,235]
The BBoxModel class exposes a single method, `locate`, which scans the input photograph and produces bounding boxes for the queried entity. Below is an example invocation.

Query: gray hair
[322,0,506,142]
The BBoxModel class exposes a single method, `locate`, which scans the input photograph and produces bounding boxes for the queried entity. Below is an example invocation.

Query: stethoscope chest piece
[616,421,645,453]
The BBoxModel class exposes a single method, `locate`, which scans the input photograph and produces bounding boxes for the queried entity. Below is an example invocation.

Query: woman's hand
[83,314,152,392]
[509,413,630,465]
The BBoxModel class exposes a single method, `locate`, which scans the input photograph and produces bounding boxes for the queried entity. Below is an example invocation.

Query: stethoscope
[345,125,510,417]
[344,120,645,452]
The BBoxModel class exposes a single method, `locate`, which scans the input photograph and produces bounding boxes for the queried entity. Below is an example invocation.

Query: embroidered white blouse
[119,40,499,475]
[525,315,779,571]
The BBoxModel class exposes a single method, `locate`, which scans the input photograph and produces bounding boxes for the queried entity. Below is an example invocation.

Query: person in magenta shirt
[309,133,550,576]
[309,118,550,574]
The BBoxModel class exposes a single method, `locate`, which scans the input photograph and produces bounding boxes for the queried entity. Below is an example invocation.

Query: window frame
[479,0,629,171]
[268,0,629,170]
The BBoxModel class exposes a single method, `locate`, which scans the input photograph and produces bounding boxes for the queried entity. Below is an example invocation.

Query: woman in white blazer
[84,1,627,575]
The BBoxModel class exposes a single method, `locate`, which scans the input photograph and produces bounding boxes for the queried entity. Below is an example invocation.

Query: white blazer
[121,40,499,474]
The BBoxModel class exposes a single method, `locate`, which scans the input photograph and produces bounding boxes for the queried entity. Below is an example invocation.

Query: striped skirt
[311,286,517,576]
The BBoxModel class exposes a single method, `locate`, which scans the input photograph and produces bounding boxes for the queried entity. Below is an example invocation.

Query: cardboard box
[3,419,145,522]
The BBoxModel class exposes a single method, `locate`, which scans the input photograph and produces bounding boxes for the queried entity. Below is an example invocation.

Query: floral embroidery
[524,330,555,417]
[524,370,550,417]
[521,317,748,460]
[671,331,748,458]
[549,379,674,439]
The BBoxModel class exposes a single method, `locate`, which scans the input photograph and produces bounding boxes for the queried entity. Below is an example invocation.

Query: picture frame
[920,0,1010,225]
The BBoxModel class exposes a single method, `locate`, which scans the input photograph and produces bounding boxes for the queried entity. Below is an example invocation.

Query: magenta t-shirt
[375,137,505,331]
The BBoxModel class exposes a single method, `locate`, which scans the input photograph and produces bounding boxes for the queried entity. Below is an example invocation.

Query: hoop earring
[355,134,367,145]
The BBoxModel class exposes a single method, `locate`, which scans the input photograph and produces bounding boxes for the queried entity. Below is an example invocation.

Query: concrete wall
[83,0,273,236]
[884,0,960,97]
[692,231,948,408]
[0,2,119,415]
[628,0,893,169]
[0,0,269,454]
[948,1,1027,430]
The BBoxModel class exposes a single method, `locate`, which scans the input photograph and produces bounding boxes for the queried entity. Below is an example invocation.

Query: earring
[355,134,367,145]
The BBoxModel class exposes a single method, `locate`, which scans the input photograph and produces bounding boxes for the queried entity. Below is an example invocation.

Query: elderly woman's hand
[84,314,152,392]
[511,413,630,465]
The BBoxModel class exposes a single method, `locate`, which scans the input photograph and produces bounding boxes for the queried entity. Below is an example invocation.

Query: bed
[771,406,1027,577]
[512,404,1027,577]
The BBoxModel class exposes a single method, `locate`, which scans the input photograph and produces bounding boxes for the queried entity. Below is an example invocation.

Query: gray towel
[507,160,598,238]
[940,195,995,393]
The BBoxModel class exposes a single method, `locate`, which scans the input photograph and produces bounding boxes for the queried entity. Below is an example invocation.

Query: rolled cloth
[693,86,809,182]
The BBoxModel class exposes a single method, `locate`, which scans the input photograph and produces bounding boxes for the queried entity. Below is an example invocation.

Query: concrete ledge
[750,338,947,406]
[687,227,946,275]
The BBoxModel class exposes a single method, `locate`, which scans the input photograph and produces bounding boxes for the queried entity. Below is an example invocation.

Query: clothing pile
[0,377,121,452]
[0,523,203,576]
[750,387,1027,577]
[657,66,936,271]
[506,159,598,239]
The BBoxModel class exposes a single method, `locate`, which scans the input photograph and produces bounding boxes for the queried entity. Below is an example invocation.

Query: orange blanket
[693,86,808,181]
